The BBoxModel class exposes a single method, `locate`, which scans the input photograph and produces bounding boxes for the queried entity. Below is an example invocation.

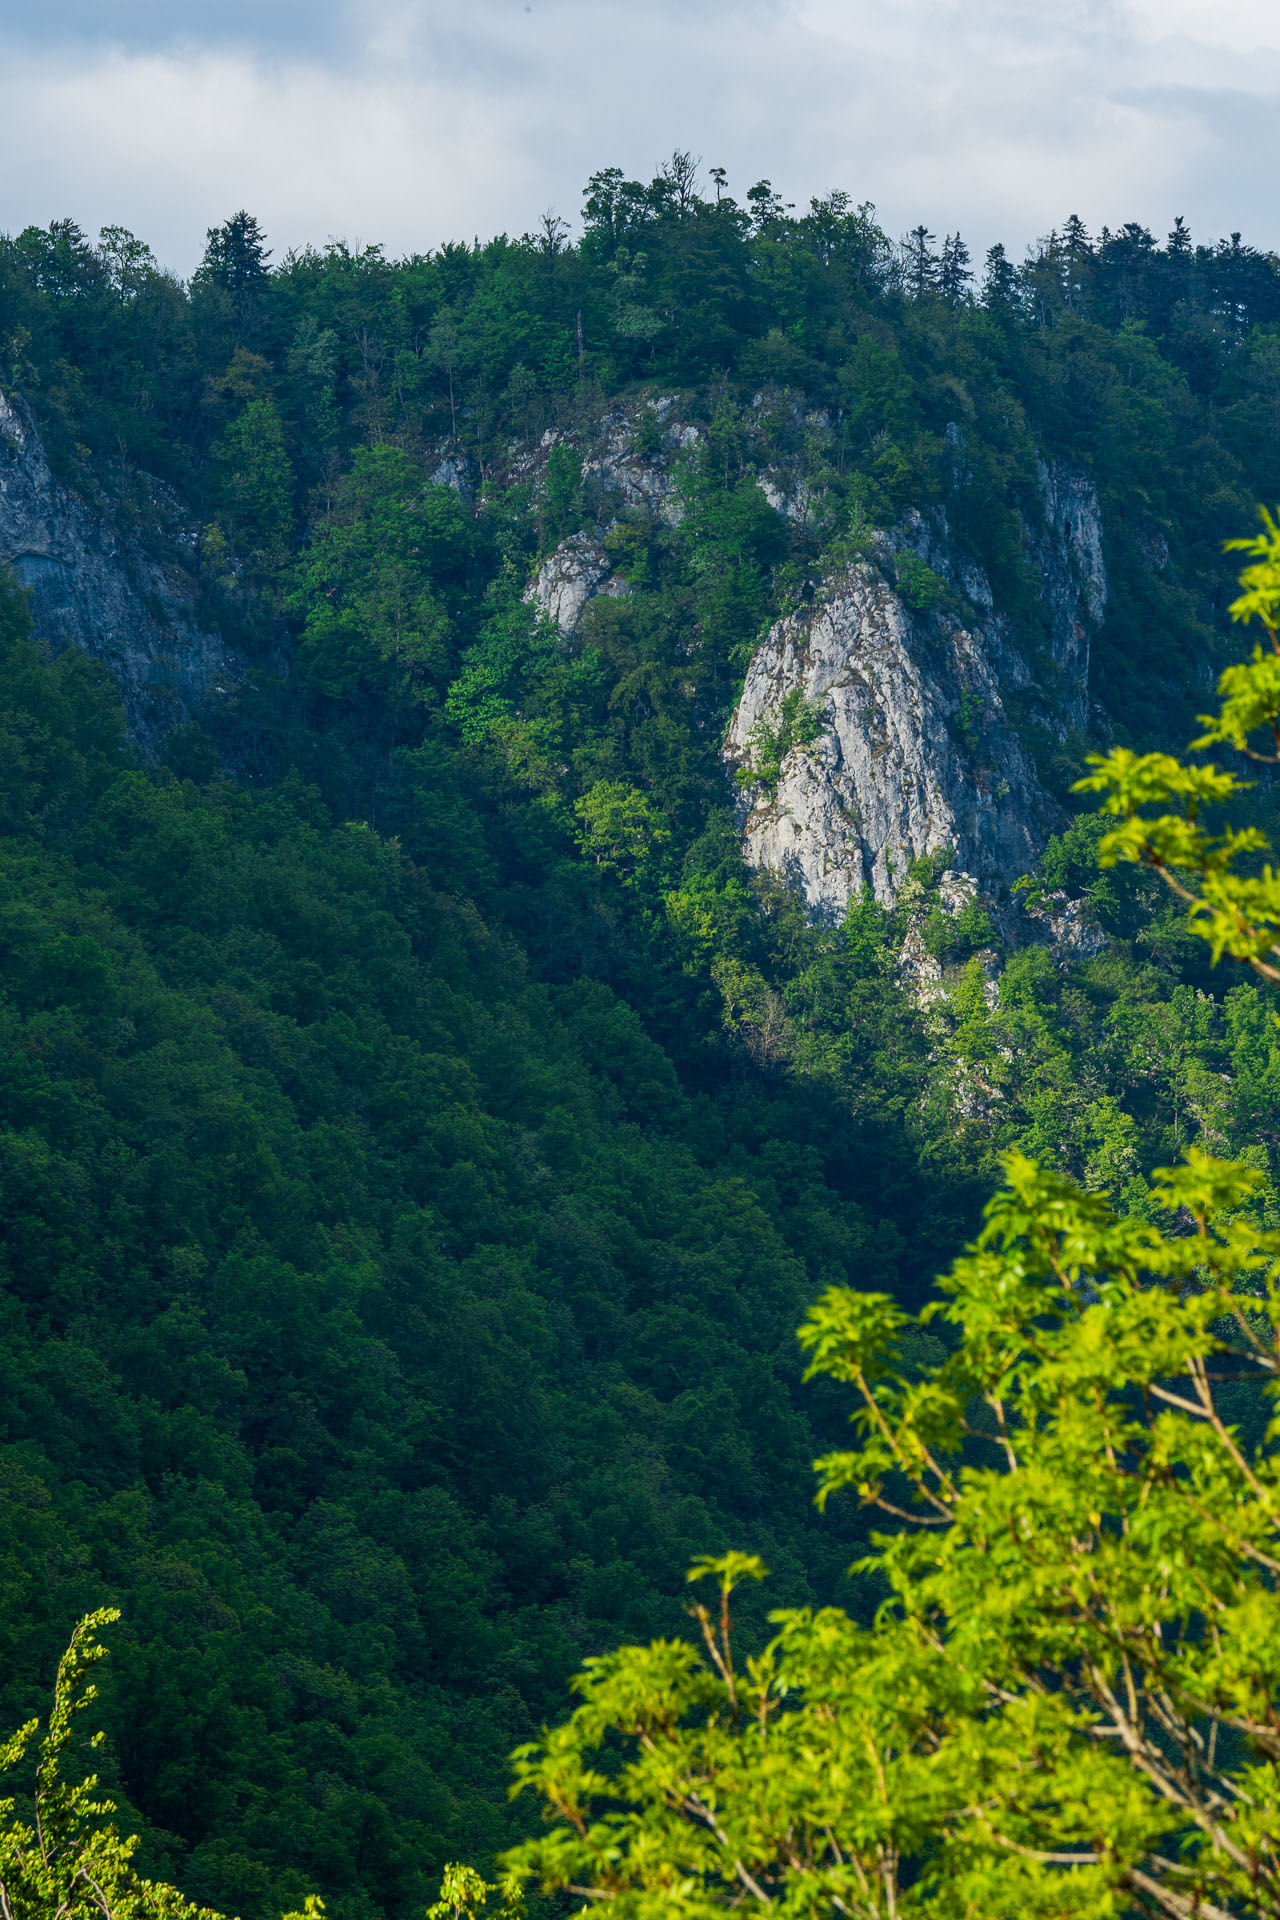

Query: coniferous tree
[1210,229,1280,333]
[980,240,1019,315]
[197,210,271,292]
[1061,212,1091,255]
[938,232,972,307]
[1060,212,1092,310]
[1021,229,1065,328]
[903,225,939,300]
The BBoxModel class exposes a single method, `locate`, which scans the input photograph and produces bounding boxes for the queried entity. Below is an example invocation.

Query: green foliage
[921,896,992,962]
[496,516,1280,1919]
[1224,503,1280,633]
[287,445,473,708]
[735,689,827,797]
[953,685,983,748]
[1081,505,1280,984]
[894,548,948,614]
[0,1612,338,1919]
[0,1610,227,1919]
[444,598,560,745]
[573,780,669,877]
[537,446,586,550]
[0,562,904,1918]
[425,1862,519,1920]
[504,1143,1280,1919]
[210,398,294,581]
[1019,812,1105,897]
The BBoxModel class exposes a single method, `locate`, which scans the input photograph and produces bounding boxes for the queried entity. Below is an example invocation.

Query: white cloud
[1126,0,1280,55]
[1,0,1278,276]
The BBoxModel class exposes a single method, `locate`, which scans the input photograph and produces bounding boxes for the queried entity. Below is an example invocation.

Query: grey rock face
[0,392,242,752]
[498,396,707,534]
[756,471,818,527]
[725,564,1054,914]
[430,451,472,501]
[896,920,945,1007]
[525,533,629,635]
[724,460,1108,917]
[1024,889,1108,963]
[581,400,700,526]
[1033,459,1107,724]
[752,407,834,528]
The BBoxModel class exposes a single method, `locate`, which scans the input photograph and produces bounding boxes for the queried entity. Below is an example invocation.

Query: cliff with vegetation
[0,390,245,749]
[2,178,1280,1918]
[722,457,1106,915]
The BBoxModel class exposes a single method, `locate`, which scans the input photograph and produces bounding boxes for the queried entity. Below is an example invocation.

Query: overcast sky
[1,0,1278,277]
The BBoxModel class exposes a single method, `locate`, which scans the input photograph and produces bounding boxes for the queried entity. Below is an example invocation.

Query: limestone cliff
[508,399,1107,921]
[0,392,242,752]
[724,465,1108,916]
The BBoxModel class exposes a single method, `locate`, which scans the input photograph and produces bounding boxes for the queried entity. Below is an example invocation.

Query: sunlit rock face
[525,533,628,636]
[724,562,1050,913]
[724,465,1108,916]
[0,391,242,752]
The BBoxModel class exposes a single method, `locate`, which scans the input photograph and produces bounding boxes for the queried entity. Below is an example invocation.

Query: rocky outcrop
[499,401,703,530]
[525,533,628,636]
[725,464,1108,918]
[1022,889,1108,963]
[757,471,819,527]
[0,391,242,752]
[582,400,701,526]
[724,561,1050,914]
[430,451,472,501]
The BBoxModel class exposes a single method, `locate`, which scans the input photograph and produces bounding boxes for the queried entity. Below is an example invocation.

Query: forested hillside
[3,161,1280,1917]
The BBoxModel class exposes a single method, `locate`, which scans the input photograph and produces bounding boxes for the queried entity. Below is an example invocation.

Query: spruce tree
[903,225,939,300]
[197,210,271,292]
[938,232,972,307]
[980,240,1019,315]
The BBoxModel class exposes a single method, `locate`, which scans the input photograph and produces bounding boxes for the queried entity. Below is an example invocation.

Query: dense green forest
[3,161,1280,1916]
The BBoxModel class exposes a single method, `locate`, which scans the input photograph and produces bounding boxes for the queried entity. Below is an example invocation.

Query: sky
[1,0,1278,278]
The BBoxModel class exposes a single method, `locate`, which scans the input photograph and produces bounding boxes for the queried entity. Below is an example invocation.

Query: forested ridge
[4,160,1280,1917]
